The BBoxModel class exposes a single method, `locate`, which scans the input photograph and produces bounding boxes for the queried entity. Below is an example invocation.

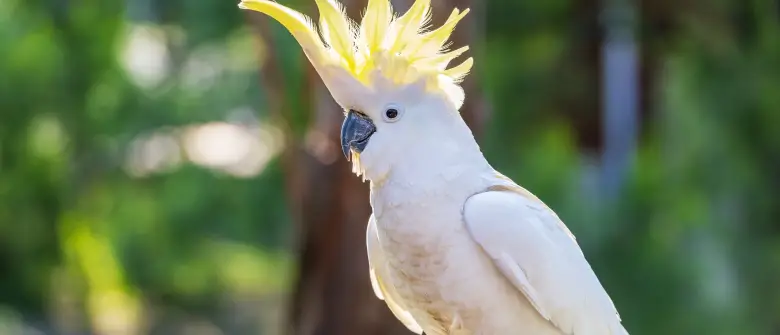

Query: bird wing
[366,215,424,334]
[463,182,628,335]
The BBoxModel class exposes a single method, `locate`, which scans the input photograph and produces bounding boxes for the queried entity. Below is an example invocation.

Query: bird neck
[369,124,491,204]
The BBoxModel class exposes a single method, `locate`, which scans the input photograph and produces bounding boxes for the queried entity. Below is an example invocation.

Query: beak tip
[343,147,351,161]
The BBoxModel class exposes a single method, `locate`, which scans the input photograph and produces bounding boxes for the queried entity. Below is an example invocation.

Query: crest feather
[314,0,357,67]
[417,45,470,70]
[405,8,470,61]
[360,0,393,56]
[239,1,321,46]
[444,57,473,83]
[239,0,474,109]
[387,0,432,52]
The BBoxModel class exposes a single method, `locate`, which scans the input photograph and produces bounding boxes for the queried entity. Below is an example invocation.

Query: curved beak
[341,110,376,160]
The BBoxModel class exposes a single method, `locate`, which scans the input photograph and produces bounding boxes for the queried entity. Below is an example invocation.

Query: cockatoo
[239,0,629,334]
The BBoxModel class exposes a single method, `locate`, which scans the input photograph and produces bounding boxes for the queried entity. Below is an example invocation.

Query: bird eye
[382,104,404,123]
[386,109,398,119]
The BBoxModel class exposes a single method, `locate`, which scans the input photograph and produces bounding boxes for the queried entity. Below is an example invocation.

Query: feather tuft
[359,0,392,56]
[239,0,473,109]
[314,0,357,67]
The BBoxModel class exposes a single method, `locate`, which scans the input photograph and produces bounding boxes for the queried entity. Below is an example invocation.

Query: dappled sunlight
[304,129,339,165]
[182,45,225,92]
[204,239,293,296]
[1,0,779,334]
[61,215,143,335]
[124,130,182,177]
[124,117,284,178]
[121,25,170,89]
[27,114,68,162]
[182,121,282,178]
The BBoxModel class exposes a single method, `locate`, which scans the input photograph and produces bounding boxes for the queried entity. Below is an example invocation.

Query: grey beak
[341,110,376,160]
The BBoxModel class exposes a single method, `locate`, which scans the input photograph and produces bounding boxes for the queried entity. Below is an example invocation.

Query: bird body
[362,121,624,334]
[239,0,629,333]
[367,168,565,335]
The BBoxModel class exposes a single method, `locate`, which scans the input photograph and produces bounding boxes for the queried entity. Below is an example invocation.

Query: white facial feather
[354,91,480,183]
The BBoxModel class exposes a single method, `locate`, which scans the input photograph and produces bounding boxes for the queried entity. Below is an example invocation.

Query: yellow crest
[239,0,473,109]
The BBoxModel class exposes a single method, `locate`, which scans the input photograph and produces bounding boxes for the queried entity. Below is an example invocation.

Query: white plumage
[366,160,628,335]
[464,186,628,335]
[238,0,629,333]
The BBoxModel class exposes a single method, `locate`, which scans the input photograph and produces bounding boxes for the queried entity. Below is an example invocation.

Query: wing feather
[463,180,628,335]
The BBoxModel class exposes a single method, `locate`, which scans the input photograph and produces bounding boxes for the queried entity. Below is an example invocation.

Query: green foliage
[0,0,777,334]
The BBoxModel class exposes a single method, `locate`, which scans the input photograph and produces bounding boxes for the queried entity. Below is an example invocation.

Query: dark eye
[385,108,399,119]
[382,103,404,123]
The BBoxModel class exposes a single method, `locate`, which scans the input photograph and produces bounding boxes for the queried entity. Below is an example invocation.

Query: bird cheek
[358,137,392,181]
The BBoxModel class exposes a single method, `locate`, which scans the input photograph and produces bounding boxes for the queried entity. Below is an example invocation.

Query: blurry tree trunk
[639,0,681,131]
[600,0,640,196]
[249,0,486,334]
[560,0,603,152]
[556,0,662,152]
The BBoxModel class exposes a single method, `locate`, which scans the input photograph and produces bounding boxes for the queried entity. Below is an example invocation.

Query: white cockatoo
[239,0,629,334]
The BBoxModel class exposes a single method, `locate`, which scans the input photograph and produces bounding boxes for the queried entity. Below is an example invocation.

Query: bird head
[240,0,476,182]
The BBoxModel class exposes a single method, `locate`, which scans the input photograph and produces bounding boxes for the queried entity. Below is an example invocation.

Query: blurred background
[1,0,779,334]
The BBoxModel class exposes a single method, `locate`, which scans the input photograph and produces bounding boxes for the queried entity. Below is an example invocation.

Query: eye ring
[382,103,404,123]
